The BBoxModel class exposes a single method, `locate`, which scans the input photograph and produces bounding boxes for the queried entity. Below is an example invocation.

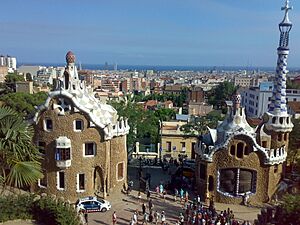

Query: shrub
[0,194,80,225]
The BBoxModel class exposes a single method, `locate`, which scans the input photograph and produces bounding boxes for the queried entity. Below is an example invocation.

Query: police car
[76,196,111,213]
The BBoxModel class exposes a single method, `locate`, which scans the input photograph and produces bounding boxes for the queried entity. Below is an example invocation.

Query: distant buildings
[0,55,17,72]
[160,121,198,160]
[0,66,8,83]
[241,82,300,118]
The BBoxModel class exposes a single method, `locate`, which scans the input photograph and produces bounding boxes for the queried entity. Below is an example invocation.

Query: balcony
[55,136,71,169]
[56,160,71,168]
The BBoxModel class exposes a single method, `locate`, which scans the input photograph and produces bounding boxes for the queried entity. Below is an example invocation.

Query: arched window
[272,117,276,124]
[279,117,284,124]
[219,168,256,196]
[236,143,244,159]
[284,133,288,141]
[278,133,283,141]
[230,145,236,156]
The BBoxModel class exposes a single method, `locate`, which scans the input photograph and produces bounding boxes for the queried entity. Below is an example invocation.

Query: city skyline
[1,0,300,67]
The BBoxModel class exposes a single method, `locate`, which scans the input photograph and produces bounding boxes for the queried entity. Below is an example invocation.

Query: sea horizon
[17,62,300,72]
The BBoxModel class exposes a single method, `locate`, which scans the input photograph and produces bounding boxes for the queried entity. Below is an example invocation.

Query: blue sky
[1,0,300,67]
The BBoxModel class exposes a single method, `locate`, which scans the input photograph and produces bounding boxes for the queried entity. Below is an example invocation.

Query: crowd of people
[118,185,253,225]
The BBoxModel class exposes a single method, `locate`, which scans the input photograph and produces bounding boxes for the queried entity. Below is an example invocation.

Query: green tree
[181,110,224,135]
[288,119,300,171]
[287,78,300,89]
[109,96,174,152]
[0,92,47,118]
[275,194,300,225]
[154,108,176,122]
[0,106,43,190]
[5,73,24,83]
[207,81,237,108]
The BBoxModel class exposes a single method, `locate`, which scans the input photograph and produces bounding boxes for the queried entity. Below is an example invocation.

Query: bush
[0,194,80,225]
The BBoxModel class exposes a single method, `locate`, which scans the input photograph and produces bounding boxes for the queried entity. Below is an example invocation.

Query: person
[147,190,151,200]
[143,212,148,225]
[197,195,201,205]
[112,211,117,225]
[161,211,166,225]
[84,210,88,224]
[149,212,154,223]
[156,186,160,195]
[174,188,178,202]
[79,210,86,225]
[133,211,138,224]
[159,184,164,195]
[180,188,184,203]
[154,210,159,224]
[179,213,184,225]
[138,192,142,203]
[163,190,166,201]
[185,190,189,202]
[142,203,146,215]
[243,193,249,206]
[148,199,154,212]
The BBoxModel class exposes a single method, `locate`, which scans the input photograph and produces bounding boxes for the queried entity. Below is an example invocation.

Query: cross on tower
[281,0,293,23]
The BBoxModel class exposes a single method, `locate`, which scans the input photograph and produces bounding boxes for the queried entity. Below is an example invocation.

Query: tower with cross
[264,0,294,136]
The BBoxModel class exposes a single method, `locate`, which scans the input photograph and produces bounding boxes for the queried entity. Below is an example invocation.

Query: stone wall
[196,137,272,205]
[33,98,127,202]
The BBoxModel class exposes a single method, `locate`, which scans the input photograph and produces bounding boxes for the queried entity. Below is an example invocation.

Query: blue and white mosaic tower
[265,0,294,133]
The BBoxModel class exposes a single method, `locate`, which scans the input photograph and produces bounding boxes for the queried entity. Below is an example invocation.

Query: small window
[84,142,96,156]
[78,173,85,191]
[45,118,53,131]
[272,117,276,124]
[230,145,236,156]
[166,141,171,152]
[237,143,244,159]
[279,117,284,124]
[38,169,47,188]
[57,171,65,190]
[74,119,83,131]
[38,141,46,155]
[55,148,71,160]
[284,133,288,141]
[262,141,267,148]
[117,162,124,180]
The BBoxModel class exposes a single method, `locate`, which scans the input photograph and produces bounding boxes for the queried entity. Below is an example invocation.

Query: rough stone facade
[32,52,129,202]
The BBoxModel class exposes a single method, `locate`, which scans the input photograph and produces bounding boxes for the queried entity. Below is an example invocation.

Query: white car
[76,196,111,213]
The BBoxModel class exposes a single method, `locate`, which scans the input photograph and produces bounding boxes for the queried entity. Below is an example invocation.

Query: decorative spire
[268,0,292,115]
[232,91,241,111]
[66,51,76,64]
[281,0,292,25]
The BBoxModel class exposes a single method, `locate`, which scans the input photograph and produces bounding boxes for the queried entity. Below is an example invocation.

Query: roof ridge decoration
[32,51,129,140]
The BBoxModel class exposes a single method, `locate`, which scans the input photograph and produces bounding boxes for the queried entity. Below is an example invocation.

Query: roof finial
[281,0,292,24]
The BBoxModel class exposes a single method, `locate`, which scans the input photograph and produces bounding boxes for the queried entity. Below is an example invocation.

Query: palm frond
[6,161,43,188]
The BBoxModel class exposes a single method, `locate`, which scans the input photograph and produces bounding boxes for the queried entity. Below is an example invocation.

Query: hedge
[0,194,80,225]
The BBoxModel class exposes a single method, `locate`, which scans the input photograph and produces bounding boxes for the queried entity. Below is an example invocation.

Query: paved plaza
[86,166,261,224]
[1,166,262,225]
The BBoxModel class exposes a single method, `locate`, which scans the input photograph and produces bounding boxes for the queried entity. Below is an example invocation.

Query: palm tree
[0,106,42,191]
